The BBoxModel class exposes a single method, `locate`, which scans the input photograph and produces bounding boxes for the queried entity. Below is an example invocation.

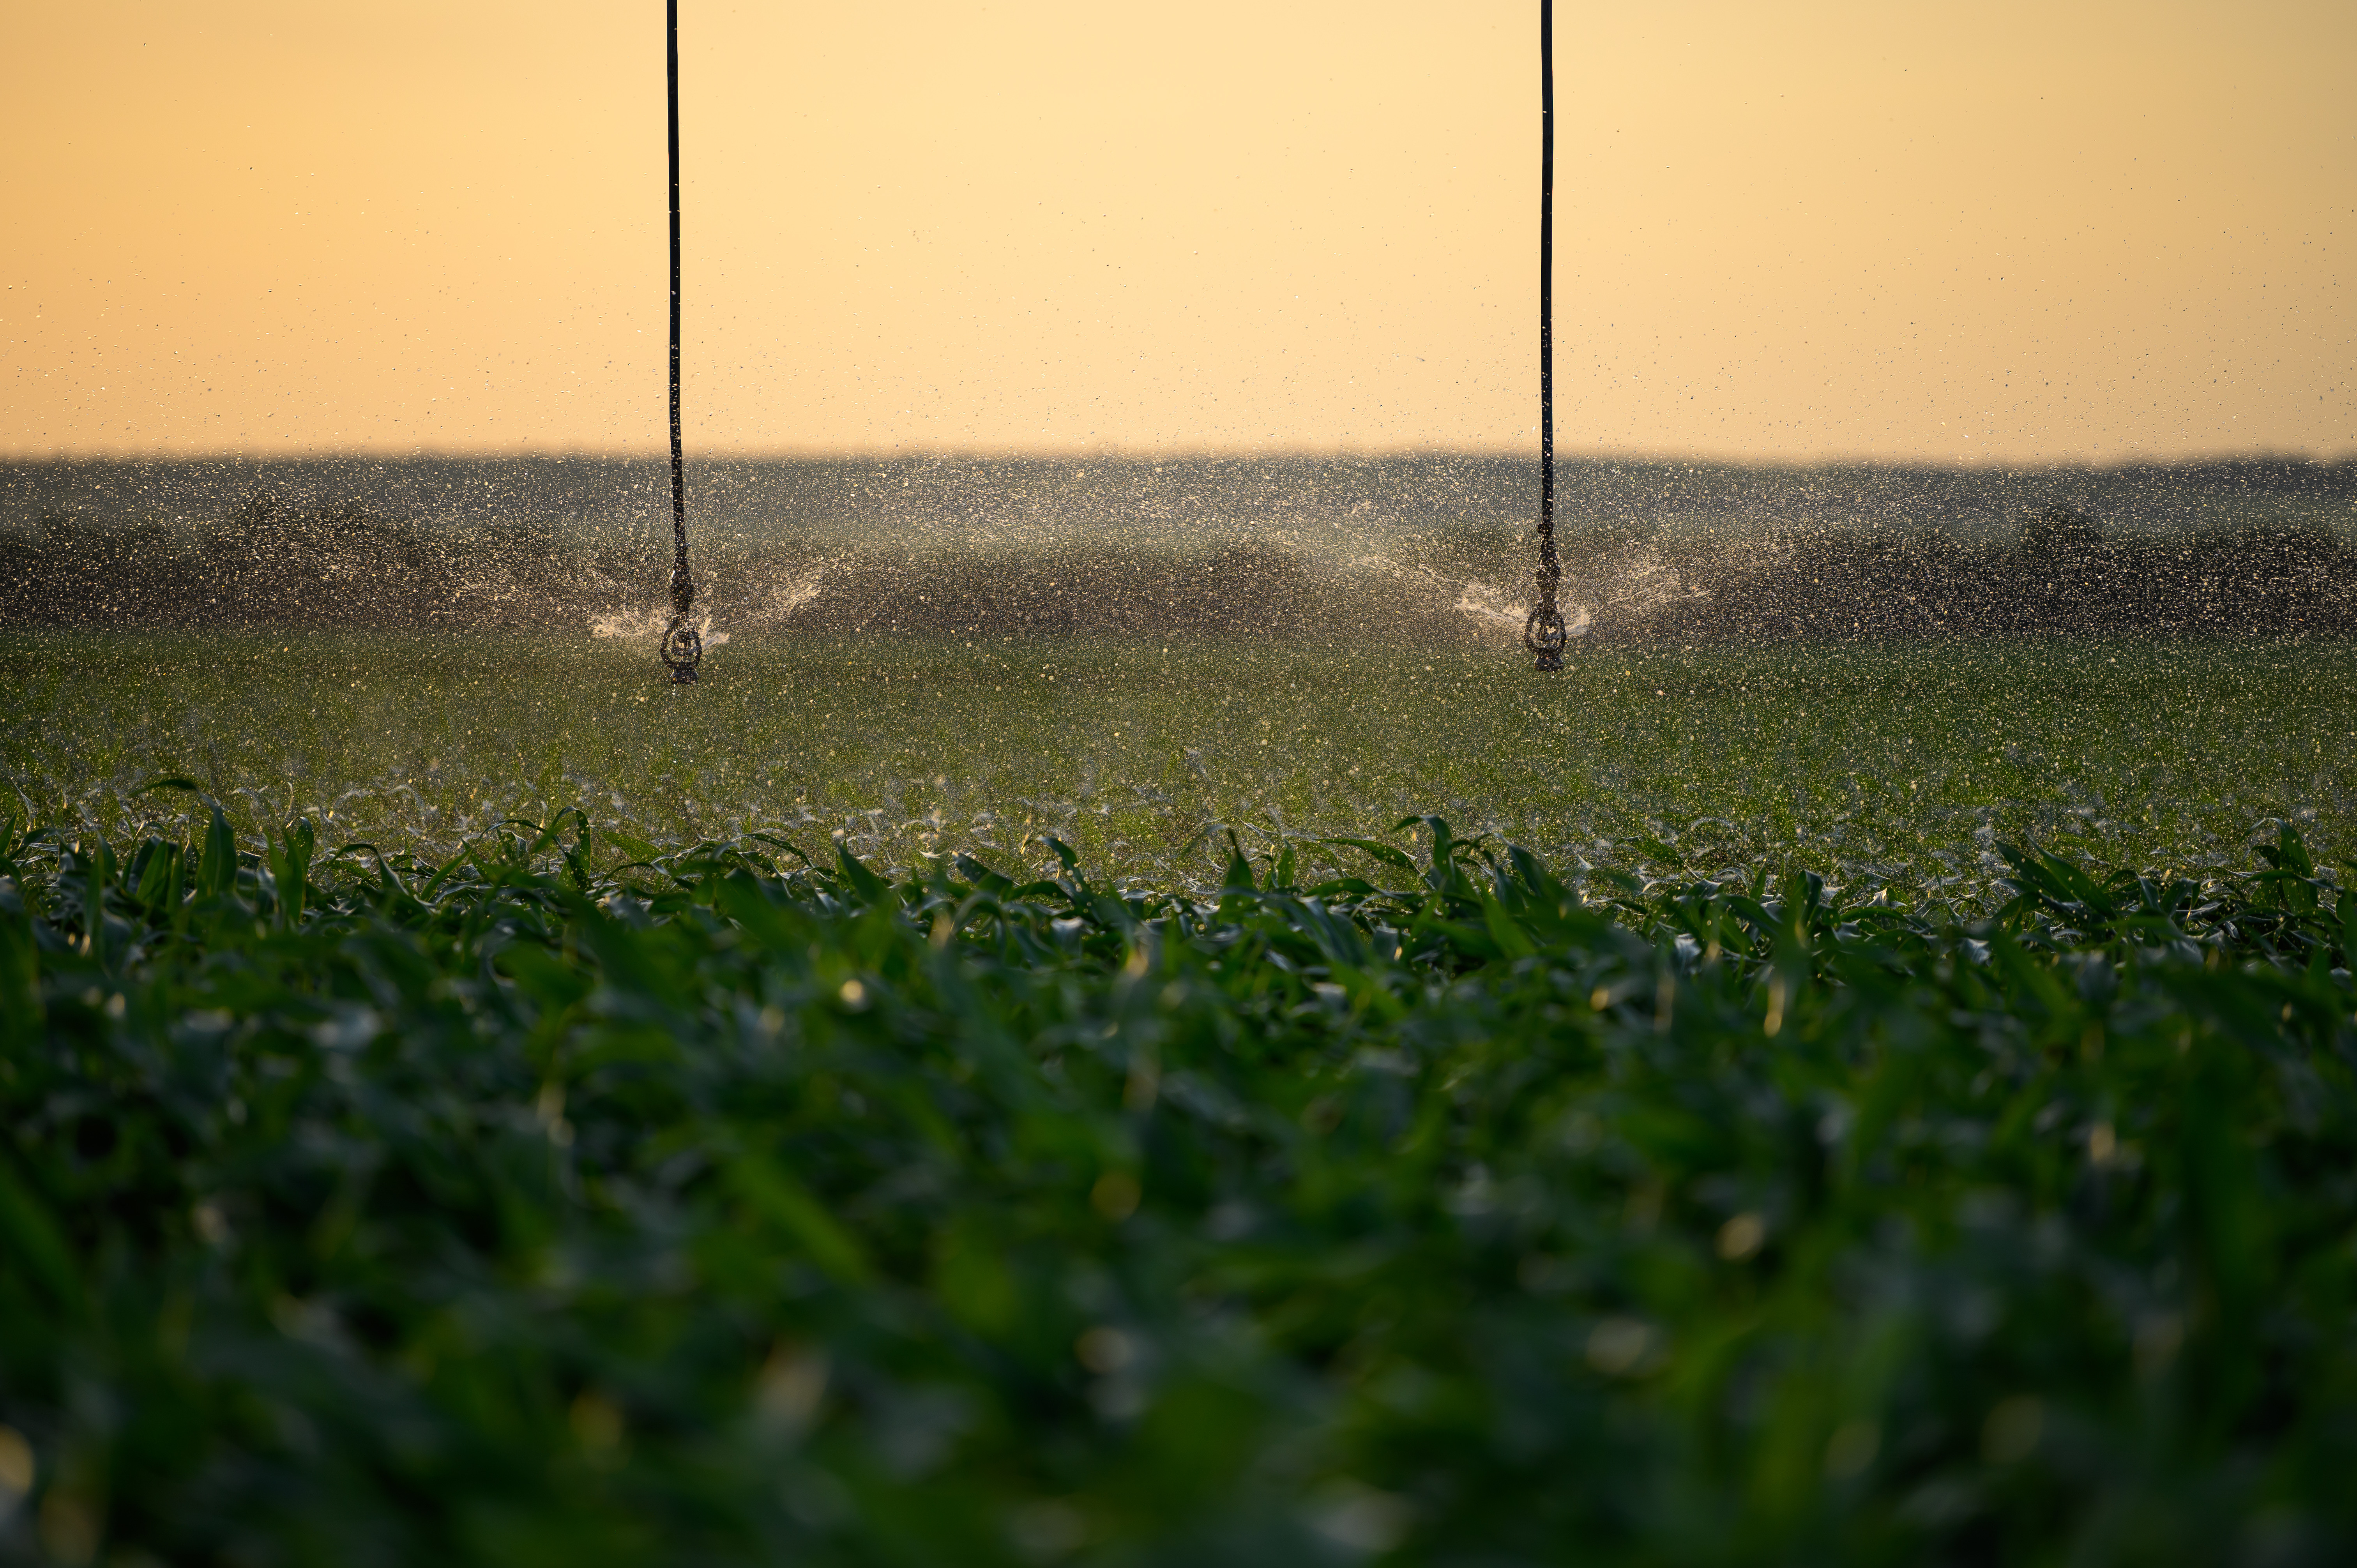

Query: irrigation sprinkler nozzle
[662,614,701,684]
[1525,530,1567,671]
[661,566,701,683]
[1525,602,1567,672]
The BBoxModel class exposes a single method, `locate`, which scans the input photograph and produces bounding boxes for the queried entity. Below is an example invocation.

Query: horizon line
[4,443,2353,471]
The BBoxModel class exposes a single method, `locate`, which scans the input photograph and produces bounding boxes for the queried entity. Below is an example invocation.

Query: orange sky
[3,0,2350,462]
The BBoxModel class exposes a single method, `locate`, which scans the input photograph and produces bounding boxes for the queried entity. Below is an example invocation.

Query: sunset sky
[3,0,2350,462]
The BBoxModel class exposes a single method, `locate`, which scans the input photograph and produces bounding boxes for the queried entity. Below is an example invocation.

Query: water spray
[659,0,703,685]
[1523,0,1569,673]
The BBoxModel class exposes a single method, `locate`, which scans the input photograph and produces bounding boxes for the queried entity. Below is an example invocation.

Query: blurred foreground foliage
[4,793,2357,1565]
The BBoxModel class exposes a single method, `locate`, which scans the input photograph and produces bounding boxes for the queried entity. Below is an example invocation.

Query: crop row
[2,796,2355,1563]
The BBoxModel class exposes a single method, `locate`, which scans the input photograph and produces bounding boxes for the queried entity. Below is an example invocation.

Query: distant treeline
[2,457,2354,643]
[5,451,2354,542]
[0,494,601,630]
[1619,509,2353,643]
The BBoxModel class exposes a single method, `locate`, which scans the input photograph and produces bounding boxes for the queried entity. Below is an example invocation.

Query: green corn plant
[0,806,2350,1566]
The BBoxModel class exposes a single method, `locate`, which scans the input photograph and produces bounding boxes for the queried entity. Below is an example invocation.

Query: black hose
[661,0,702,684]
[1524,0,1567,672]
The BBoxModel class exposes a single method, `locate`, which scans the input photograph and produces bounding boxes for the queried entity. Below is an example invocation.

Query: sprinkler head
[1524,603,1569,671]
[660,609,703,684]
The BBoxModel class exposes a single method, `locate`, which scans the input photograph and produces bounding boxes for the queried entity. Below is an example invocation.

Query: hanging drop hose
[660,0,702,685]
[1524,0,1568,673]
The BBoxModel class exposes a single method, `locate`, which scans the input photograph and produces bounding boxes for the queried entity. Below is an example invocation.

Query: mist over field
[6,454,2356,645]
